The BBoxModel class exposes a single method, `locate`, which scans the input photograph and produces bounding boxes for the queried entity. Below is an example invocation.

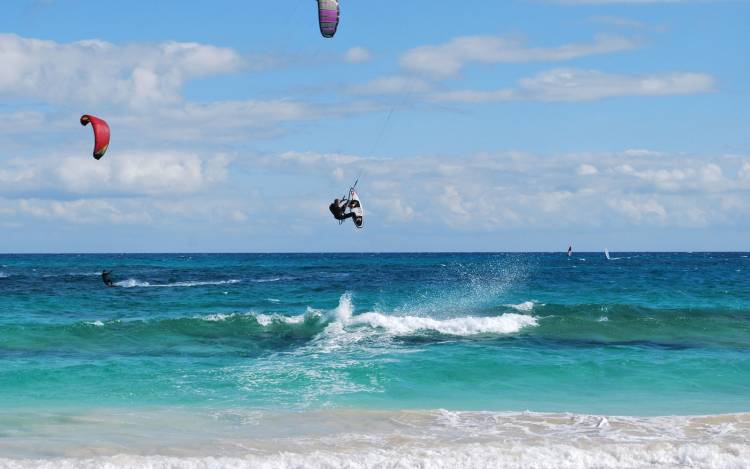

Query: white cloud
[439,185,471,218]
[431,68,714,102]
[373,197,416,223]
[110,99,380,143]
[347,76,433,95]
[0,160,40,188]
[0,111,47,134]
[607,198,667,223]
[17,199,152,225]
[0,33,242,108]
[400,34,638,78]
[623,148,663,157]
[344,47,373,64]
[57,151,229,195]
[738,162,750,183]
[578,164,599,176]
[0,151,229,197]
[10,195,260,227]
[259,149,750,230]
[615,162,726,192]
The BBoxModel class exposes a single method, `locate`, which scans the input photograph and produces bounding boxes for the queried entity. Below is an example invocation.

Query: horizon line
[0,250,748,255]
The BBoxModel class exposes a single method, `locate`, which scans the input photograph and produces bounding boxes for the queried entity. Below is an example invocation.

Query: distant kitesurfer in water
[101,270,114,287]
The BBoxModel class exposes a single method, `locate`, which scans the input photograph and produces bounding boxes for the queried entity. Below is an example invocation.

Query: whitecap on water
[504,301,537,312]
[317,293,538,338]
[115,279,240,288]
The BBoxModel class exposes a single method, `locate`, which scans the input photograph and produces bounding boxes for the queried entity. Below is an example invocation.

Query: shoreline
[1,407,748,467]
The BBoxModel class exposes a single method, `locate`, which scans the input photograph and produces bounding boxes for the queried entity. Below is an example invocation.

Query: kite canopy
[317,0,339,38]
[80,114,110,160]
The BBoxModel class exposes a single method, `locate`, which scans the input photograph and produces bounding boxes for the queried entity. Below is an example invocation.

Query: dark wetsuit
[102,270,114,287]
[329,200,355,221]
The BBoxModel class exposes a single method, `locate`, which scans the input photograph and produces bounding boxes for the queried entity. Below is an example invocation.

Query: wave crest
[352,312,537,336]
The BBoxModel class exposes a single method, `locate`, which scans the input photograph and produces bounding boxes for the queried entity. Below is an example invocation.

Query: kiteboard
[349,187,364,229]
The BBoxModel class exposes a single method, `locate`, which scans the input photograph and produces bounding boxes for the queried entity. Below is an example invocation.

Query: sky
[0,0,748,252]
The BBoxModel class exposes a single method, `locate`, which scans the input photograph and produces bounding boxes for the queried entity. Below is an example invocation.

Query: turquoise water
[1,253,749,466]
[1,252,748,414]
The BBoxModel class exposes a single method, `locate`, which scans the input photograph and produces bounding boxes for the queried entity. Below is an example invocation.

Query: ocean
[0,253,748,468]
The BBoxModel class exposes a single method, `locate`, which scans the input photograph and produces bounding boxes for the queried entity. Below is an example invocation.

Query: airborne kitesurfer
[329,198,355,221]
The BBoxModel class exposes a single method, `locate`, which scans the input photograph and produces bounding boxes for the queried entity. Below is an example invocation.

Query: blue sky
[0,0,748,252]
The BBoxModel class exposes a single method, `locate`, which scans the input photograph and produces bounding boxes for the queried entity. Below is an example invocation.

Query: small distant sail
[605,249,610,260]
[567,245,573,257]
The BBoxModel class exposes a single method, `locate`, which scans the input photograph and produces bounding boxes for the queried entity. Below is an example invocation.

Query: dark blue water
[1,252,749,416]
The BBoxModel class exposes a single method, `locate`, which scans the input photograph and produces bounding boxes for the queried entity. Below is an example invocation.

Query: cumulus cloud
[16,198,152,225]
[0,111,48,134]
[57,151,229,195]
[615,162,725,192]
[344,47,373,64]
[0,33,242,108]
[431,68,714,102]
[4,149,749,232]
[9,195,258,227]
[0,151,229,197]
[400,34,638,78]
[260,149,750,230]
[623,148,664,157]
[578,164,599,176]
[607,198,667,223]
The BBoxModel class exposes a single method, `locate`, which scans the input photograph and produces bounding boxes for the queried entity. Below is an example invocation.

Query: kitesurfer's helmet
[355,216,363,227]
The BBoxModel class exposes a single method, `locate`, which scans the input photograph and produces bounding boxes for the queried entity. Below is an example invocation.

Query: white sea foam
[2,410,749,468]
[252,276,295,283]
[200,313,235,322]
[115,279,240,288]
[254,313,306,327]
[320,293,537,337]
[200,312,307,326]
[0,272,8,278]
[4,445,749,469]
[505,300,537,312]
[115,279,150,288]
[351,311,537,336]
